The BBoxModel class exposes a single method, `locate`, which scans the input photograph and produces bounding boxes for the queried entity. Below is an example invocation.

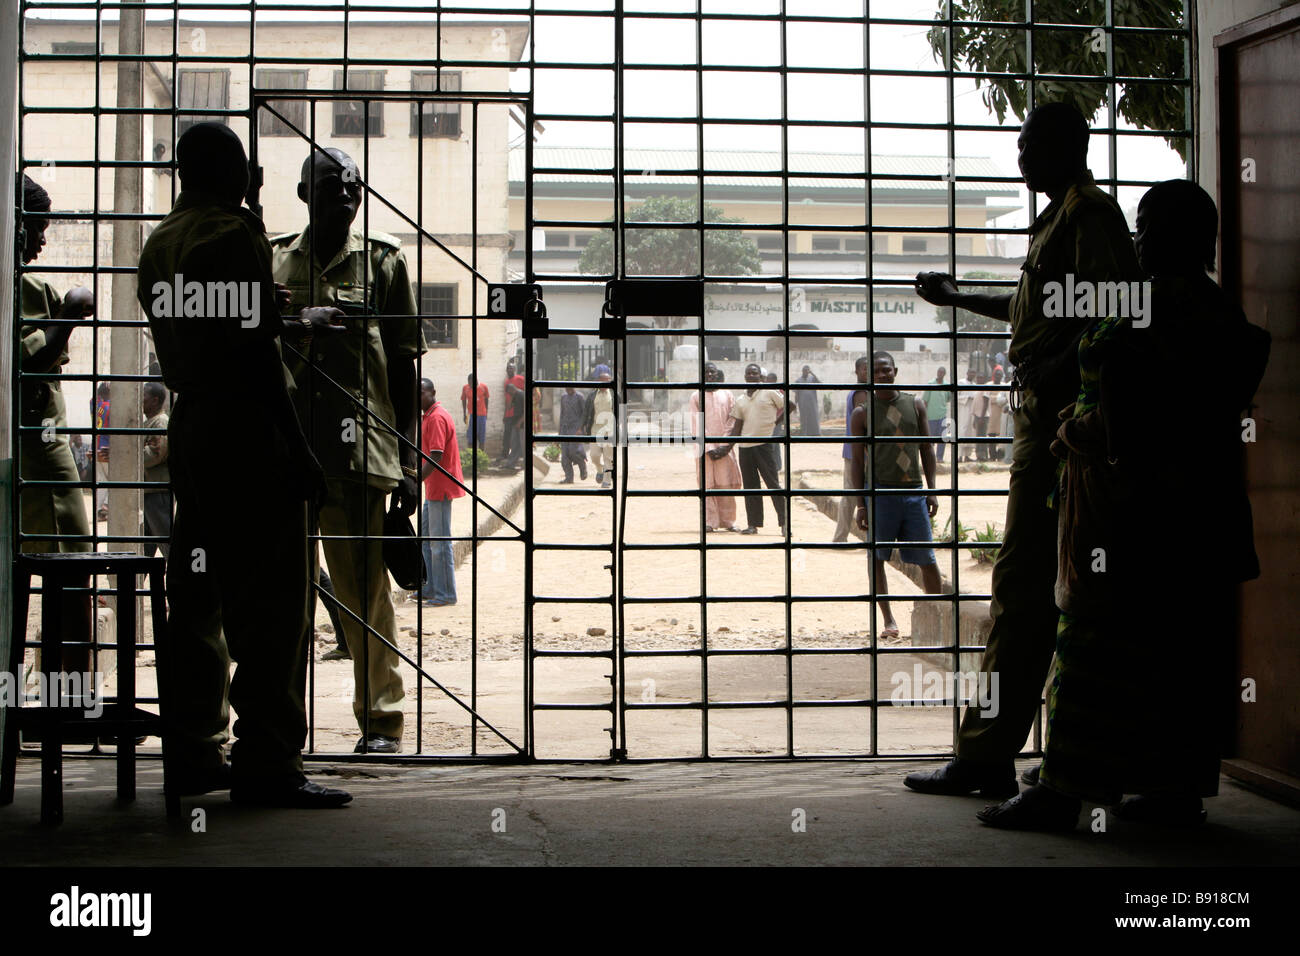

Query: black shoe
[976,785,1081,831]
[231,774,352,809]
[173,762,233,797]
[740,526,758,535]
[904,757,1018,798]
[354,734,402,754]
[1021,763,1041,787]
[1112,794,1207,827]
[321,646,351,662]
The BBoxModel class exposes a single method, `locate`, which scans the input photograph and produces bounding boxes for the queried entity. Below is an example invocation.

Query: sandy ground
[21,444,1033,761]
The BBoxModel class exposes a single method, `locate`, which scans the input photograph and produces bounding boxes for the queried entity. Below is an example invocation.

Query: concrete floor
[1,758,1296,866]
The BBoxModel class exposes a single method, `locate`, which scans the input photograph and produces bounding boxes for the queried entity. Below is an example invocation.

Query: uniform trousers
[163,395,310,779]
[317,477,405,739]
[955,388,1067,763]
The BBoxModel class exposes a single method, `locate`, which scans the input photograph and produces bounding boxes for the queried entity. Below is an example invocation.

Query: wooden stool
[1,552,178,825]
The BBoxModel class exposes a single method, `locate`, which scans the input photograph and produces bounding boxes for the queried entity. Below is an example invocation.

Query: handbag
[382,501,426,590]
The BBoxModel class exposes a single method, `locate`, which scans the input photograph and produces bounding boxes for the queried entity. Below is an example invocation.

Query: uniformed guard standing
[137,122,350,807]
[17,174,95,679]
[906,102,1144,799]
[271,147,424,755]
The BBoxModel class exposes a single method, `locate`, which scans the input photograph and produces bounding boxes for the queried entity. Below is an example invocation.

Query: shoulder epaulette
[268,231,300,245]
[1062,182,1121,220]
[368,230,402,250]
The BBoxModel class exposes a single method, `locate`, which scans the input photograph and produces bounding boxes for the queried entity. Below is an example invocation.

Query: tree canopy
[576,195,762,277]
[928,0,1188,158]
[954,270,1011,357]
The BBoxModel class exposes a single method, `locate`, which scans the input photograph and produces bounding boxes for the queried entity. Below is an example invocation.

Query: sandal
[881,623,900,640]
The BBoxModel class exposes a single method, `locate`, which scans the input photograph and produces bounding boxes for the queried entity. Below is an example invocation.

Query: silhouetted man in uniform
[271,147,423,754]
[137,122,350,807]
[907,102,1143,798]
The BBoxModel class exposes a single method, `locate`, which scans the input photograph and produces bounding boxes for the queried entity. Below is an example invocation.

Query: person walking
[689,363,741,531]
[140,381,171,559]
[987,366,1009,461]
[418,379,464,607]
[796,365,822,436]
[557,385,589,484]
[584,368,616,489]
[460,372,489,451]
[501,364,526,470]
[714,363,786,535]
[833,356,872,542]
[850,352,944,640]
[924,366,951,463]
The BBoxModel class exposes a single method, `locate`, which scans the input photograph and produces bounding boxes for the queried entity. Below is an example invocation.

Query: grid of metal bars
[11,0,1194,763]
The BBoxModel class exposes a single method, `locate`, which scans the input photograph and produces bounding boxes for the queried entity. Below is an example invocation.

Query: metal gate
[10,1,1195,766]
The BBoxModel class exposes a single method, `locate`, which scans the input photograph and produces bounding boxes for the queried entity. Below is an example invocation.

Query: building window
[410,71,461,138]
[420,283,458,348]
[52,41,99,55]
[810,234,868,253]
[333,70,385,137]
[901,237,929,254]
[177,69,230,135]
[256,69,308,137]
[956,236,974,256]
[755,233,782,251]
[572,232,592,248]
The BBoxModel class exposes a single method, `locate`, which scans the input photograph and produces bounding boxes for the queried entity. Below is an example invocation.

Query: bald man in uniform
[271,148,424,754]
[907,102,1143,799]
[137,122,351,807]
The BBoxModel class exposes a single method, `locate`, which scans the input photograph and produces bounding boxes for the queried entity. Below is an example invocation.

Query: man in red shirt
[460,372,489,452]
[501,364,527,470]
[419,379,465,606]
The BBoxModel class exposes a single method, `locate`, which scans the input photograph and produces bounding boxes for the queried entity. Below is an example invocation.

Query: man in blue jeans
[924,366,951,463]
[849,352,944,640]
[419,379,464,606]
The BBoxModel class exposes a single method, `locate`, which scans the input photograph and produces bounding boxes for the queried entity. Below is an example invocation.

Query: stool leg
[0,570,32,806]
[149,567,180,818]
[115,572,137,803]
[40,575,65,826]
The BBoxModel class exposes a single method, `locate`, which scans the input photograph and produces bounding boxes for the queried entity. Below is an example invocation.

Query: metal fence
[11,0,1195,763]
